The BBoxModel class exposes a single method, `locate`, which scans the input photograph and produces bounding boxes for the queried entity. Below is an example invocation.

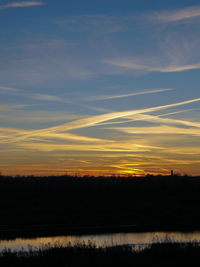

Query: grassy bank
[0,241,199,266]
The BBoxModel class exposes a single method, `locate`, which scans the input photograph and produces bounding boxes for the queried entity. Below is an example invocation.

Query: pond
[0,231,200,251]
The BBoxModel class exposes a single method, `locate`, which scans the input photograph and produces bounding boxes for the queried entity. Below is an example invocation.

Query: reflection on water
[0,232,200,251]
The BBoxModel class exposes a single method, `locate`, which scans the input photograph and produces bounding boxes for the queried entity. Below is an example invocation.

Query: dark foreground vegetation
[0,174,200,237]
[0,242,200,266]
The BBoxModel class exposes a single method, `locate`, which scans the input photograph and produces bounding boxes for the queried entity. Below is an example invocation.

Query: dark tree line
[0,175,199,237]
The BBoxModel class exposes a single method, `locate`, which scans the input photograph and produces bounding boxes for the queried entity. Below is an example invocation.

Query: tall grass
[0,240,199,266]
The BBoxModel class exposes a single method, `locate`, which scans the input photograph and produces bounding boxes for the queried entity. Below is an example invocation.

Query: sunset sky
[1,0,200,176]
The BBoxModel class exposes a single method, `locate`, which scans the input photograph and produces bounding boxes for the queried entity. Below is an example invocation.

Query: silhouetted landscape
[0,240,199,266]
[0,174,200,237]
[1,174,200,266]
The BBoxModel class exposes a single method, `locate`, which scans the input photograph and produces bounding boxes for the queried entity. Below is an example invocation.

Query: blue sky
[0,0,200,176]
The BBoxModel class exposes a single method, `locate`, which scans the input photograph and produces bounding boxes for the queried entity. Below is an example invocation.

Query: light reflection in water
[0,232,200,251]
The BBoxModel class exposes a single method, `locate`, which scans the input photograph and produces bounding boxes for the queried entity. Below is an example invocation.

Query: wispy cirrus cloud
[125,114,200,129]
[0,111,84,123]
[154,5,200,22]
[88,88,173,101]
[0,86,20,92]
[19,141,159,153]
[0,96,199,169]
[54,14,127,35]
[43,97,200,133]
[0,84,66,103]
[0,104,33,112]
[96,109,195,127]
[0,127,111,144]
[98,111,200,129]
[0,38,93,86]
[111,126,200,137]
[28,93,65,103]
[0,1,43,10]
[1,96,199,145]
[104,59,200,73]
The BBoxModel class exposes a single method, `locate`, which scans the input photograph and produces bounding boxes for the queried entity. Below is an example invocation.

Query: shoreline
[0,242,199,267]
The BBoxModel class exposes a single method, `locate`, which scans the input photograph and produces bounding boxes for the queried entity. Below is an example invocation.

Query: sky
[0,0,200,176]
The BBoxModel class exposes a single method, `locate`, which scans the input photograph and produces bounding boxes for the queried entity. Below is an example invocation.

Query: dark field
[0,241,200,266]
[0,175,200,237]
